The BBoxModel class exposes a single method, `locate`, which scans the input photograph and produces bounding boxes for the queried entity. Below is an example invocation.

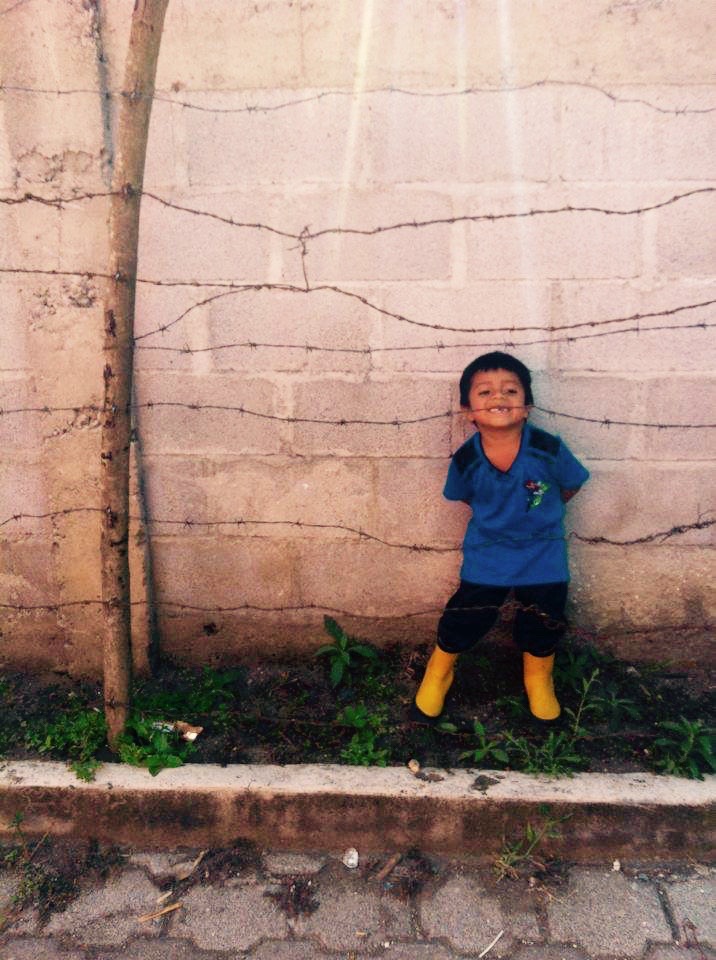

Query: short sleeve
[443,454,473,501]
[555,439,590,490]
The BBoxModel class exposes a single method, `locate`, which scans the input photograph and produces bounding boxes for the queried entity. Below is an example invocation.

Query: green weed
[24,702,106,782]
[494,806,570,881]
[555,642,613,695]
[651,717,715,780]
[337,703,389,766]
[499,668,599,777]
[495,694,529,720]
[315,616,378,687]
[134,665,240,720]
[591,684,643,730]
[563,668,601,739]
[460,720,509,767]
[116,714,195,776]
[504,730,585,777]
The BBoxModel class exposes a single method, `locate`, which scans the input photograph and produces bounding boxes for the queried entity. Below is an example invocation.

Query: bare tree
[101,0,170,749]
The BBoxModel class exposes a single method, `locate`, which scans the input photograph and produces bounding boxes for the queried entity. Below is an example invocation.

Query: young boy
[414,351,589,722]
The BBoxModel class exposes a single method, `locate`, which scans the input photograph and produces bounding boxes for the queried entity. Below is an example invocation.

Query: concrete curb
[1,761,714,861]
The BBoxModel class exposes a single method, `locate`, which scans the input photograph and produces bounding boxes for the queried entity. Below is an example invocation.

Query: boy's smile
[464,368,529,432]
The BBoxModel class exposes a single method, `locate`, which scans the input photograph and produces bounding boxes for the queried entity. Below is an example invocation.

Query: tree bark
[101,0,169,749]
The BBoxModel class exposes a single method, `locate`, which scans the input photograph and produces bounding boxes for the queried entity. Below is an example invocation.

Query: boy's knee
[437,611,499,654]
[513,617,565,657]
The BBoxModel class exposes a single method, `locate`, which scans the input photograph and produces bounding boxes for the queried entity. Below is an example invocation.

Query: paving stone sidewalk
[0,848,713,959]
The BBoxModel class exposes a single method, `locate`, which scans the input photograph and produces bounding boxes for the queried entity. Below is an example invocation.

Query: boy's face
[464,368,529,432]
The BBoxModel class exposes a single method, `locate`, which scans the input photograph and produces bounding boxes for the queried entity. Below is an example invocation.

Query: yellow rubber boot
[523,652,561,721]
[415,647,458,718]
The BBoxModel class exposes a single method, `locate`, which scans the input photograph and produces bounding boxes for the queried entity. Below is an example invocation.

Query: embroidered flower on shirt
[525,479,550,509]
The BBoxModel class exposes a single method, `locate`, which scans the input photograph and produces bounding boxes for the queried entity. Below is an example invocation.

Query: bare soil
[1,626,713,777]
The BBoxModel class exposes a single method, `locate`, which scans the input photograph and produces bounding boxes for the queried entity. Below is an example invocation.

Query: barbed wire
[3,186,713,245]
[0,264,711,348]
[1,507,712,550]
[135,322,714,358]
[304,189,716,240]
[136,287,715,341]
[132,279,715,340]
[2,185,714,344]
[1,399,715,430]
[1,79,714,116]
[0,598,709,639]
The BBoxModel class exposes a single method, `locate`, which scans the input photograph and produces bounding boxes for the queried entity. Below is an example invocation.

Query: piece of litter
[156,889,174,904]
[150,720,203,742]
[174,721,203,742]
[478,929,504,958]
[407,759,420,774]
[612,859,621,872]
[174,850,206,881]
[374,852,402,883]
[138,902,182,923]
[342,847,359,869]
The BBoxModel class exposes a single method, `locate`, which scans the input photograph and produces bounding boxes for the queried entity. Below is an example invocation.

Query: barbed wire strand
[3,186,713,245]
[1,79,714,116]
[134,322,714,355]
[1,507,712,549]
[0,267,712,347]
[135,292,715,343]
[0,599,710,640]
[1,399,715,429]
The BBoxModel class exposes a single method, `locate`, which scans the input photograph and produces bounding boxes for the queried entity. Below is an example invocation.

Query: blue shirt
[444,423,590,586]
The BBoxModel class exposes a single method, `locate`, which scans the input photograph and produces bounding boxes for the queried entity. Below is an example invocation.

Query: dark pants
[436,580,568,657]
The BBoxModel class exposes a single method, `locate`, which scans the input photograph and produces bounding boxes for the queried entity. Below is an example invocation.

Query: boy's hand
[560,487,580,503]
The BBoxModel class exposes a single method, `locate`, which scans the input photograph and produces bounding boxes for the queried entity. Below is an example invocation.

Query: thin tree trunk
[101,0,169,749]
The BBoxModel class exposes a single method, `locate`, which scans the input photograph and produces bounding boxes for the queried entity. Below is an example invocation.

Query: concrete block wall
[0,0,714,675]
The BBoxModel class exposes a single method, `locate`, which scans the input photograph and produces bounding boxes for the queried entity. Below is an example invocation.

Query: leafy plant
[134,665,240,720]
[563,668,601,739]
[650,717,715,780]
[338,703,382,730]
[340,729,389,767]
[591,684,642,730]
[504,730,586,777]
[116,714,194,776]
[460,720,509,767]
[436,721,458,733]
[554,643,610,695]
[494,806,570,881]
[495,694,529,720]
[498,668,600,777]
[337,703,389,766]
[24,702,106,782]
[315,617,378,687]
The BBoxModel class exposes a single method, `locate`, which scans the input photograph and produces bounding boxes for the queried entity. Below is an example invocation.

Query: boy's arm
[560,487,581,503]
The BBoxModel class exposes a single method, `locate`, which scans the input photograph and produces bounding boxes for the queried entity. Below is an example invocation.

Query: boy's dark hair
[459,351,534,407]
